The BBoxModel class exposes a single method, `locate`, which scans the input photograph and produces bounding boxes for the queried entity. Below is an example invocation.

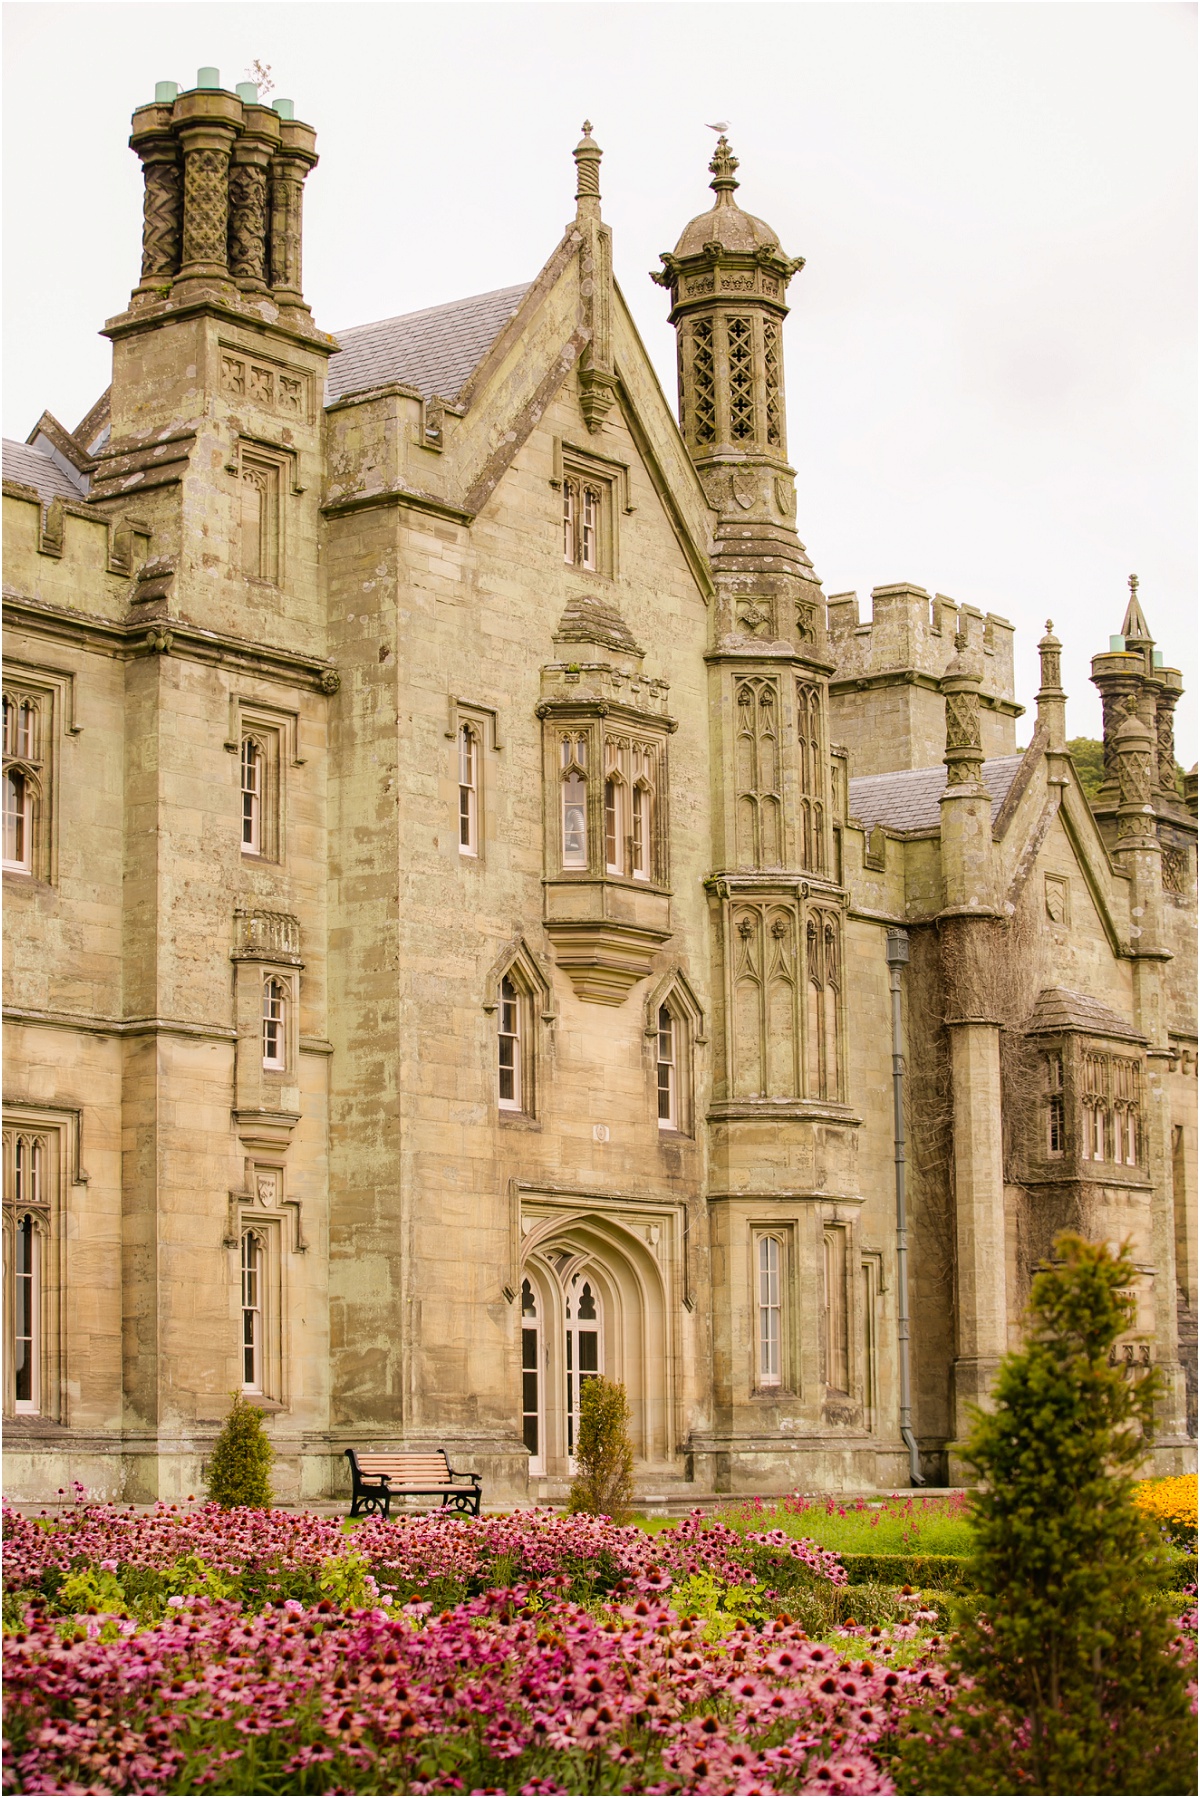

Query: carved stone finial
[1120,571,1153,645]
[709,135,740,200]
[574,120,602,205]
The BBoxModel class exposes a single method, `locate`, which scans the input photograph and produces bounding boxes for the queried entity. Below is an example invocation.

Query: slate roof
[2,439,88,506]
[1024,987,1144,1042]
[327,284,530,405]
[848,754,1024,834]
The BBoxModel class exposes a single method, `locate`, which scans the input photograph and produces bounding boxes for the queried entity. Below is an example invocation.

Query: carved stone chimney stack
[128,71,317,316]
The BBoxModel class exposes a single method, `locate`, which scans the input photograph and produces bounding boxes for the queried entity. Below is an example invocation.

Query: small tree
[897,1234,1194,1795]
[566,1375,635,1523]
[205,1393,274,1509]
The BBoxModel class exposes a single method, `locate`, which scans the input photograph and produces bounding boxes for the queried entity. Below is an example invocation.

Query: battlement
[827,583,1016,699]
[826,583,1021,777]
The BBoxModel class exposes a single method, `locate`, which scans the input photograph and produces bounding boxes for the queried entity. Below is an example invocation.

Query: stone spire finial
[573,120,602,209]
[1036,620,1067,748]
[709,135,740,202]
[1121,572,1153,645]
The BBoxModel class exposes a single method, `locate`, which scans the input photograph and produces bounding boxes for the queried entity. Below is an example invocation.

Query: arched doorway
[519,1212,673,1480]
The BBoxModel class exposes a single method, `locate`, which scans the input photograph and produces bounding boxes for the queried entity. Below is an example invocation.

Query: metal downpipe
[886,927,925,1486]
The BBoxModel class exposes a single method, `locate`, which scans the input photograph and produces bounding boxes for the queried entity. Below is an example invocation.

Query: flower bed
[3,1504,845,1621]
[1133,1474,1198,1550]
[3,1589,944,1795]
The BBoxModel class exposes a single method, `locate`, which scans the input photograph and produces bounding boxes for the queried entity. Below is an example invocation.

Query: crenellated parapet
[826,585,1019,778]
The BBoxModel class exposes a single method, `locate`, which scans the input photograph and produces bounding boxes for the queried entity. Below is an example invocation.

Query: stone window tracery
[735,679,782,868]
[560,733,589,870]
[796,682,826,875]
[727,316,756,441]
[3,1123,59,1419]
[240,455,280,583]
[3,688,45,877]
[1046,1052,1065,1157]
[690,317,716,445]
[562,476,603,572]
[823,1225,849,1393]
[763,318,783,449]
[806,909,842,1102]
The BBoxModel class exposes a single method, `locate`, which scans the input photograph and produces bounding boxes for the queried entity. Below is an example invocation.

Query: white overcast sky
[4,1,1196,760]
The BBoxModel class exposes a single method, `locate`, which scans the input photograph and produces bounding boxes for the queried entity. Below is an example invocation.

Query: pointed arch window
[562,477,605,571]
[796,682,826,875]
[656,1007,678,1129]
[560,733,589,870]
[241,1230,264,1391]
[4,1125,56,1419]
[565,1273,602,1458]
[498,975,522,1111]
[459,723,479,856]
[262,978,288,1071]
[3,688,45,877]
[806,910,842,1101]
[823,1226,849,1393]
[241,736,264,854]
[521,1279,543,1470]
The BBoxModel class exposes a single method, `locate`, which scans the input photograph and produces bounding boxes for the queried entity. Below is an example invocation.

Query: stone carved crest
[731,469,757,511]
[795,602,816,644]
[1044,875,1069,924]
[774,477,796,518]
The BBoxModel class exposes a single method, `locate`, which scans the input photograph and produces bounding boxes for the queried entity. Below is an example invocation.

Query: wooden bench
[344,1449,482,1520]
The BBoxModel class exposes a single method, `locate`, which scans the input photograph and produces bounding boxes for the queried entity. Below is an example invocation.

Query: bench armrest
[446,1467,482,1487]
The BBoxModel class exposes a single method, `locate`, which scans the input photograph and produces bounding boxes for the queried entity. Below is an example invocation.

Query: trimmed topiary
[566,1375,634,1524]
[205,1393,274,1509]
[895,1234,1195,1796]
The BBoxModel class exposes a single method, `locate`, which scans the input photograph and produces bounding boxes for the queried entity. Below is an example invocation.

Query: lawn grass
[715,1491,978,1556]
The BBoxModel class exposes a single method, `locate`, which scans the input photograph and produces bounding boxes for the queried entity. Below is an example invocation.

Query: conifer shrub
[205,1393,274,1509]
[565,1375,635,1523]
[895,1234,1196,1796]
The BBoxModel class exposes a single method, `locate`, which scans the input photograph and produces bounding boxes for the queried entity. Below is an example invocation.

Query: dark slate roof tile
[2,439,88,506]
[326,284,530,405]
[848,754,1024,833]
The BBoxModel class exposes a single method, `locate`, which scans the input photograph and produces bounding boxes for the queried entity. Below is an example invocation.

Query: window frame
[2,681,53,881]
[458,722,480,857]
[822,1223,850,1394]
[231,707,288,864]
[2,1116,66,1422]
[498,974,523,1112]
[261,976,290,1073]
[756,1233,783,1389]
[645,972,704,1140]
[241,1228,265,1393]
[486,944,550,1126]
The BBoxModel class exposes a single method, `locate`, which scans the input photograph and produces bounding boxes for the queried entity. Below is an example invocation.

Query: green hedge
[837,1550,1196,1595]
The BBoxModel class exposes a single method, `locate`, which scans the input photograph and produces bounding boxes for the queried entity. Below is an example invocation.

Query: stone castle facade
[3,78,1195,1503]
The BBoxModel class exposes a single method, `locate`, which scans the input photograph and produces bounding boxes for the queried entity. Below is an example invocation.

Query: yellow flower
[1132,1474,1197,1544]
